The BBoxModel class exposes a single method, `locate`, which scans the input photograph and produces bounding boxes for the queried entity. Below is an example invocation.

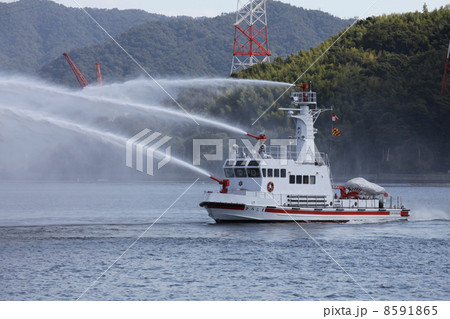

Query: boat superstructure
[200,84,410,222]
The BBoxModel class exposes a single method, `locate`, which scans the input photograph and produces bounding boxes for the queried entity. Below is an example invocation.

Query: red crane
[96,62,103,86]
[442,40,450,96]
[62,53,89,88]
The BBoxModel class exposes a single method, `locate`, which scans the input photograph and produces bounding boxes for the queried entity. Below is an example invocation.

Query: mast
[279,83,330,164]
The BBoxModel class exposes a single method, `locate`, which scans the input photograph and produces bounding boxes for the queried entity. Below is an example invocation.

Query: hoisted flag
[332,127,341,136]
[332,113,339,122]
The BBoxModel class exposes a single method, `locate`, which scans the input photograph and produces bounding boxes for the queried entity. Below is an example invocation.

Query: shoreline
[333,173,450,185]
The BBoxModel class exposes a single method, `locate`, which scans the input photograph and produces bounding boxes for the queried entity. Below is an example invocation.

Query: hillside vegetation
[226,7,450,174]
[38,0,351,84]
[0,0,170,73]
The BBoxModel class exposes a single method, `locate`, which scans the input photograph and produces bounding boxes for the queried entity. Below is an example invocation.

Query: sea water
[0,181,448,301]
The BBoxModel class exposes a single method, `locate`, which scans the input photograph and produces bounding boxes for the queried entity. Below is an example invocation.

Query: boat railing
[208,189,404,210]
[332,198,380,209]
[389,196,404,209]
[233,145,297,161]
[332,196,404,209]
[244,190,284,205]
[264,145,297,160]
[291,91,317,104]
[313,152,329,166]
[286,195,327,208]
[233,146,329,165]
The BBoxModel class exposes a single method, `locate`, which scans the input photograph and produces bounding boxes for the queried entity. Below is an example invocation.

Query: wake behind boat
[200,84,410,222]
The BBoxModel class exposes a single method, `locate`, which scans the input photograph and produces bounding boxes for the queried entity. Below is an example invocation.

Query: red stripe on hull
[265,208,390,216]
[205,204,245,211]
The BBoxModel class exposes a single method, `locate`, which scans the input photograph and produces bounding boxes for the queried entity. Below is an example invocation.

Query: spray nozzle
[246,133,267,141]
[295,83,309,90]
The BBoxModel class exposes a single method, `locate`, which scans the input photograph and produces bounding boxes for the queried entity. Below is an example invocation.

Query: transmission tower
[231,0,271,74]
[442,40,450,96]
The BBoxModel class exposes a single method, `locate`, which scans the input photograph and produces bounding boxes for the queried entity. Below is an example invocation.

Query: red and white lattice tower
[441,40,450,96]
[231,0,271,74]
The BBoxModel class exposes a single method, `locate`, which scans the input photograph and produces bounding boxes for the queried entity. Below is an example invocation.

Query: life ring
[267,181,274,193]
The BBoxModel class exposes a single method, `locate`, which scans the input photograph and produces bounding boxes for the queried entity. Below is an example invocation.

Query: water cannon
[295,83,309,101]
[210,176,230,193]
[295,83,309,90]
[246,133,267,141]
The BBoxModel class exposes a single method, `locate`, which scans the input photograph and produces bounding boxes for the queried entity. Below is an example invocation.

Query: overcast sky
[3,0,449,18]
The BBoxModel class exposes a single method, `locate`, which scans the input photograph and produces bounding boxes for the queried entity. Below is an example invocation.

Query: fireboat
[200,84,410,222]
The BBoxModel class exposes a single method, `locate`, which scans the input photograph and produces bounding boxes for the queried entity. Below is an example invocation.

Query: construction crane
[63,53,103,88]
[442,40,450,96]
[231,0,271,74]
[96,62,103,86]
[62,53,89,88]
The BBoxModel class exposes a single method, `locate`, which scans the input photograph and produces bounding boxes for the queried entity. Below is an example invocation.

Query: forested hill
[0,0,170,73]
[232,7,450,174]
[38,0,351,85]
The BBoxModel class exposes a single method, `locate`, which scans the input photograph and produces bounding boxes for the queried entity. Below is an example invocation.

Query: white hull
[201,203,409,223]
[200,191,409,223]
[200,86,410,222]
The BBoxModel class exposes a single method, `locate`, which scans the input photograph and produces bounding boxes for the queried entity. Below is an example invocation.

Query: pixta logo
[126,129,172,176]
[192,138,294,166]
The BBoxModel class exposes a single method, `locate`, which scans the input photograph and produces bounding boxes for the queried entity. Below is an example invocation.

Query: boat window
[296,175,302,184]
[289,175,295,184]
[281,169,286,178]
[225,160,235,166]
[303,175,309,184]
[267,169,273,177]
[235,160,245,166]
[234,168,247,177]
[262,168,266,177]
[310,175,316,184]
[247,168,261,178]
[248,160,259,166]
[224,168,235,178]
[274,169,280,178]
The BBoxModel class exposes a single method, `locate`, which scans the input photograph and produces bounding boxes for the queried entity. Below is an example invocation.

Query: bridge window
[310,175,316,184]
[248,160,259,166]
[235,160,245,166]
[289,175,295,184]
[274,169,280,177]
[262,168,266,177]
[296,175,302,184]
[267,169,273,177]
[247,168,261,178]
[303,175,309,184]
[234,168,247,177]
[224,168,234,178]
[225,160,234,166]
[281,169,286,178]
